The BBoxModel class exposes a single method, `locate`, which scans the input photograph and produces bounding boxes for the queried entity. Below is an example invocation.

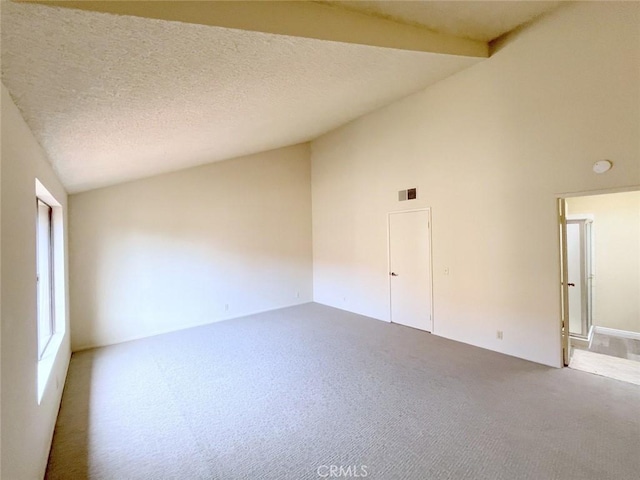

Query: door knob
[390,272,398,276]
[568,283,575,287]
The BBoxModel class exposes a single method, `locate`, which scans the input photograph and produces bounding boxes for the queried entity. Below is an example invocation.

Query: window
[35,179,66,403]
[36,198,55,358]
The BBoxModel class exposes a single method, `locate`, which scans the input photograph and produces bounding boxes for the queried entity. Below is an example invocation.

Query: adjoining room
[1,1,639,479]
[563,190,640,384]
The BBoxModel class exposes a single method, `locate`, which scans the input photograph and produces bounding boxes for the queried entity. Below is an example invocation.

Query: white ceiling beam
[20,0,488,58]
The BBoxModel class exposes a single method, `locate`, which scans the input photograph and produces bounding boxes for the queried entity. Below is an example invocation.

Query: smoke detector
[592,160,612,174]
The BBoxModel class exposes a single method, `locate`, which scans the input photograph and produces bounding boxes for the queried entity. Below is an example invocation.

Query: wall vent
[398,188,417,201]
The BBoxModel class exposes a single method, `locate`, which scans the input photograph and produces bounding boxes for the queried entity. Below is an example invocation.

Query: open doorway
[559,190,640,384]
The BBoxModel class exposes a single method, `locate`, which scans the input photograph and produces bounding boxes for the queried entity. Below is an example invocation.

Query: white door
[389,210,432,332]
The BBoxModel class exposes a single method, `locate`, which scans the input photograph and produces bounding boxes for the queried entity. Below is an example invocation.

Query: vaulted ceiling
[1,1,561,193]
[325,1,562,42]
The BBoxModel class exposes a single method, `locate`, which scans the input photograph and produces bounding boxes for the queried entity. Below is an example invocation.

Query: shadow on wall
[68,144,313,351]
[71,225,309,351]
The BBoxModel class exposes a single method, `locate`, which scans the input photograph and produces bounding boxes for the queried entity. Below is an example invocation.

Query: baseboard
[312,300,390,323]
[570,336,590,350]
[72,300,313,352]
[593,326,640,341]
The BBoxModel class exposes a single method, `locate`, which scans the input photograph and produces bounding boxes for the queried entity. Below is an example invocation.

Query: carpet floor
[46,303,640,479]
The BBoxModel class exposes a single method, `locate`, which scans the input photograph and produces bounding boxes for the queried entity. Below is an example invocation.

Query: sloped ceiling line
[3,1,560,193]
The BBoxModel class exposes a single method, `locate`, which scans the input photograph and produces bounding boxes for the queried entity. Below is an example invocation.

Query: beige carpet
[46,303,640,479]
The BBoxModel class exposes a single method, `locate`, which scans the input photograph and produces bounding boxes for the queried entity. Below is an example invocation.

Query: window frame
[35,178,66,404]
[36,197,56,360]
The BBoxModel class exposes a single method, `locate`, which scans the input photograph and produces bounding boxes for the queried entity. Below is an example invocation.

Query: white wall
[1,84,71,479]
[70,144,312,350]
[567,191,640,333]
[311,2,640,367]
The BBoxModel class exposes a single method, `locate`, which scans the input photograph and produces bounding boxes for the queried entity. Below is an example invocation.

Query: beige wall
[0,81,3,480]
[567,191,640,333]
[1,84,71,479]
[311,2,640,367]
[70,144,312,350]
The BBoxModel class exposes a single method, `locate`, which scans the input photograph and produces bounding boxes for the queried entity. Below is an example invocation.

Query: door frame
[558,198,570,366]
[557,184,640,366]
[387,207,434,332]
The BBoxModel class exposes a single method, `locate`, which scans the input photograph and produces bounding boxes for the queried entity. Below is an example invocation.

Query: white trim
[587,324,595,348]
[72,300,312,352]
[566,214,594,222]
[593,326,640,341]
[37,332,64,404]
[35,178,61,207]
[559,198,570,366]
[385,212,393,324]
[387,207,434,333]
[388,206,432,215]
[556,184,640,199]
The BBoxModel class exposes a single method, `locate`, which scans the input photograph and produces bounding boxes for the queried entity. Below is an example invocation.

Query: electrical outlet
[224,304,229,312]
[296,291,300,299]
[496,330,503,340]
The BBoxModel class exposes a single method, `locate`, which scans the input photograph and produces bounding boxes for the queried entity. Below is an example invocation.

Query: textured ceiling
[2,2,485,192]
[2,2,562,193]
[325,1,563,42]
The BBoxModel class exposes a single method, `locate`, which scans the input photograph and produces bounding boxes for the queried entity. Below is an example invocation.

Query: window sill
[37,332,65,404]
